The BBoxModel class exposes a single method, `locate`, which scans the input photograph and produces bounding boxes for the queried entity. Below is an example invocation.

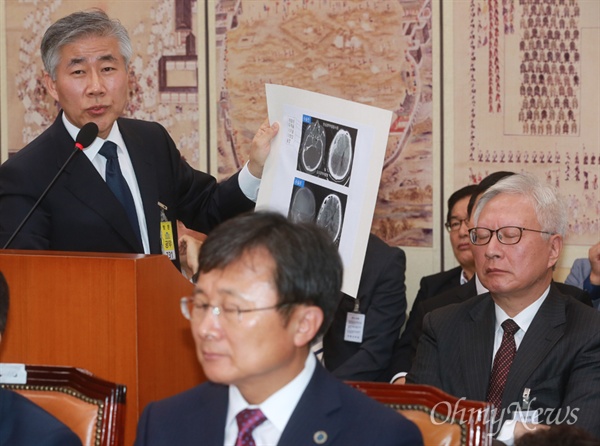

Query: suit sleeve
[327,246,408,381]
[406,311,443,388]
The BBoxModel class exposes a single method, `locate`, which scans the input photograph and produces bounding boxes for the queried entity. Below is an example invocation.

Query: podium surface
[0,250,206,446]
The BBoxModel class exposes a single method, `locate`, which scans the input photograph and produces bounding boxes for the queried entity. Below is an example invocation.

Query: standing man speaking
[0,9,278,265]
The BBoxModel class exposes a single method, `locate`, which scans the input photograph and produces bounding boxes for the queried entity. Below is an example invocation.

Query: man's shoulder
[419,266,462,294]
[147,381,226,412]
[0,388,81,445]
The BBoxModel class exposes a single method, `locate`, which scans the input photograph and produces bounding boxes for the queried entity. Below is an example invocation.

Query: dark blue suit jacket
[0,114,253,263]
[134,363,423,446]
[0,387,82,446]
[323,234,407,382]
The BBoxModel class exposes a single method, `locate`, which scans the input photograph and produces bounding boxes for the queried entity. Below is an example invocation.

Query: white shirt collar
[226,352,316,436]
[61,114,126,158]
[475,274,489,295]
[493,285,551,335]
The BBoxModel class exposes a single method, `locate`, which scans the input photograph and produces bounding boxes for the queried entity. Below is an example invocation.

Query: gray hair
[41,9,132,80]
[473,172,567,238]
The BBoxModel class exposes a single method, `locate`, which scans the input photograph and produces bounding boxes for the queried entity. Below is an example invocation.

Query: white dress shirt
[224,353,317,446]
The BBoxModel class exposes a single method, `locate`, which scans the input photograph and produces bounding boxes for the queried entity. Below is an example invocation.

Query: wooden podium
[0,250,206,446]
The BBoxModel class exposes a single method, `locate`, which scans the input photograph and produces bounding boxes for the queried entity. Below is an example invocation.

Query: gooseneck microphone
[2,122,99,249]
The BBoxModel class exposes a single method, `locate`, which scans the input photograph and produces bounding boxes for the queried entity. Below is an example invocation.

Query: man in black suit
[0,271,82,446]
[0,9,278,266]
[134,212,422,446]
[322,233,407,381]
[408,173,600,443]
[385,184,477,379]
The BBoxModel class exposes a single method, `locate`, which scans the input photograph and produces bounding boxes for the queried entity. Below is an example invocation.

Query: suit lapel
[47,116,142,252]
[461,295,496,401]
[278,365,343,445]
[502,288,566,408]
[118,120,162,253]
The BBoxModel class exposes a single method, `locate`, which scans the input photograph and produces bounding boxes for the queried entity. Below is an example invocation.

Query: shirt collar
[61,114,126,158]
[475,274,489,295]
[226,353,316,434]
[493,285,550,335]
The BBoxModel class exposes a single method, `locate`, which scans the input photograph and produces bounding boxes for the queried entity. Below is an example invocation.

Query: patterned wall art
[449,0,599,245]
[4,0,201,164]
[213,0,435,247]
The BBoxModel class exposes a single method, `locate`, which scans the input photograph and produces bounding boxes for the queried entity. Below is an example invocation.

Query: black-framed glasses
[180,296,288,324]
[445,218,469,232]
[468,226,554,246]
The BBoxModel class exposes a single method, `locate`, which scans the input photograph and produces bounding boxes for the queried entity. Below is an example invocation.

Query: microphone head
[75,122,99,149]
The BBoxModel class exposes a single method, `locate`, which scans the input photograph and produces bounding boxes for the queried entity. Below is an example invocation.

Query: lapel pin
[313,430,328,444]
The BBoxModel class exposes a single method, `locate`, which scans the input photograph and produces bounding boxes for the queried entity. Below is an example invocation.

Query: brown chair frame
[346,382,492,446]
[1,364,126,446]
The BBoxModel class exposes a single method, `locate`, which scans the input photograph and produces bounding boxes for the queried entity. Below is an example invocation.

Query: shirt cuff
[238,162,261,202]
[496,418,517,446]
[390,372,407,384]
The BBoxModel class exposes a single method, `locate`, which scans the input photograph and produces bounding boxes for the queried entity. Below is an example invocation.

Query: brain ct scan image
[327,129,353,182]
[289,187,316,223]
[316,193,343,242]
[300,120,326,173]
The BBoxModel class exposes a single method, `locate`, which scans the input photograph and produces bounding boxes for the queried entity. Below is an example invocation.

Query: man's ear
[547,234,563,269]
[292,306,323,348]
[43,72,60,103]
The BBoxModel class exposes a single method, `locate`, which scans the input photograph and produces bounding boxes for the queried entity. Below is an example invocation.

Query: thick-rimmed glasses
[468,226,554,246]
[180,296,288,324]
[445,218,469,232]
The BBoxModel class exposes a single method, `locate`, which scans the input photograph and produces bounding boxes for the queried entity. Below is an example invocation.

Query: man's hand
[514,421,550,440]
[589,241,600,285]
[392,376,406,385]
[248,118,279,179]
[179,233,205,279]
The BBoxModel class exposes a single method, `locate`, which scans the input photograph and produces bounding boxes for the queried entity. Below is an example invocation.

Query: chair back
[1,364,126,446]
[346,381,491,446]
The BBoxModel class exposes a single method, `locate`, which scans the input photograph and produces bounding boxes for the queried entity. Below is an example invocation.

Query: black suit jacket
[408,284,600,439]
[396,279,592,378]
[322,234,407,381]
[0,388,82,446]
[384,266,463,379]
[134,362,423,446]
[0,114,253,262]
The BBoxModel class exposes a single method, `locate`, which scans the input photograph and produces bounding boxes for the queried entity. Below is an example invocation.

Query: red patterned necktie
[235,408,267,446]
[486,319,520,410]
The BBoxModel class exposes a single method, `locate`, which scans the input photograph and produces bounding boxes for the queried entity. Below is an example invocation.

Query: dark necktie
[99,141,142,245]
[486,319,520,410]
[235,408,267,446]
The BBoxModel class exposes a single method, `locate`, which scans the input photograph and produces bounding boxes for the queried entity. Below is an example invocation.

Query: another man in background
[409,173,600,443]
[134,212,422,446]
[0,9,278,267]
[0,271,83,446]
[322,233,407,382]
[565,241,600,309]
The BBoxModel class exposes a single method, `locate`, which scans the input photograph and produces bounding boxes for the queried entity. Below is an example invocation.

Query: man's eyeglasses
[180,296,288,324]
[445,218,469,232]
[468,226,554,246]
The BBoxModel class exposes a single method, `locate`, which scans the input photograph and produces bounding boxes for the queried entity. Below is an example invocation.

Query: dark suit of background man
[322,233,407,382]
[0,271,83,446]
[134,212,423,446]
[0,9,278,265]
[408,173,600,444]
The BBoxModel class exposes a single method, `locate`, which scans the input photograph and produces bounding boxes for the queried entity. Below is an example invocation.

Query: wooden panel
[0,250,205,446]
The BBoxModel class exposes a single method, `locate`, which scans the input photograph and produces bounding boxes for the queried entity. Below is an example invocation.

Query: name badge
[158,202,176,260]
[344,312,365,343]
[514,410,539,424]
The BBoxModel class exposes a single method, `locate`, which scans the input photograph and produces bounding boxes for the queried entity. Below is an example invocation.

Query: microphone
[3,122,99,249]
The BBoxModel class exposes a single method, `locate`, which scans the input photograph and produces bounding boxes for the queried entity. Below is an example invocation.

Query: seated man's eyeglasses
[444,218,469,232]
[468,226,554,246]
[180,296,288,324]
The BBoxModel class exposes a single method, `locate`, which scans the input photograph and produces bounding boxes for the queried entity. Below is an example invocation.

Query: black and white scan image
[297,115,357,186]
[288,178,347,244]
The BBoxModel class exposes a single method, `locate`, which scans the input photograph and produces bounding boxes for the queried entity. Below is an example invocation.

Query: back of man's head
[196,211,343,339]
[0,271,8,336]
[446,184,478,223]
